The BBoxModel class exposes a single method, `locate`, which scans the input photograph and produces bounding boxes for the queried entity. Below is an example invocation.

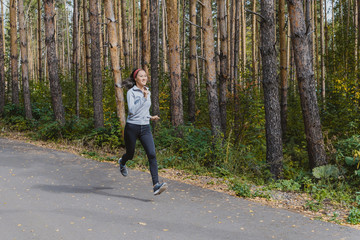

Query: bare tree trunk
[44,0,65,124]
[121,0,130,68]
[320,0,325,102]
[0,3,4,116]
[314,0,319,84]
[104,0,126,128]
[38,0,42,82]
[260,0,283,179]
[73,0,80,117]
[287,0,327,169]
[117,0,124,66]
[150,0,160,122]
[83,0,91,85]
[89,0,104,128]
[161,0,169,73]
[280,0,288,139]
[252,0,258,87]
[229,0,234,91]
[18,0,32,119]
[188,0,196,123]
[141,0,150,76]
[218,0,228,135]
[203,0,221,137]
[133,0,137,68]
[241,0,246,87]
[10,0,19,105]
[166,0,184,127]
[234,0,240,138]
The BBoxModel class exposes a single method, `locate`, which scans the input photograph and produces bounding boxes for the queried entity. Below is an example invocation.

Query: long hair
[122,68,142,90]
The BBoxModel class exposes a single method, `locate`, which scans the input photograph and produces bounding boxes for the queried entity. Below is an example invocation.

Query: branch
[184,18,204,30]
[245,9,265,21]
[197,0,205,7]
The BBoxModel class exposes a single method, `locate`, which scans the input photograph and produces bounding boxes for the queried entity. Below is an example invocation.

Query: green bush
[347,207,360,225]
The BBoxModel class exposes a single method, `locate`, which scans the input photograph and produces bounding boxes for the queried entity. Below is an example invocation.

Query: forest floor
[1,129,359,230]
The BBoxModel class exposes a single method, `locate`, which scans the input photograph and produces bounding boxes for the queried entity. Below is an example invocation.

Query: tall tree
[252,0,258,86]
[260,0,283,179]
[73,0,80,117]
[83,0,91,85]
[44,0,65,124]
[217,0,228,134]
[234,0,240,137]
[38,0,42,82]
[166,0,184,127]
[141,0,150,76]
[161,0,169,73]
[279,0,288,139]
[188,0,196,123]
[89,0,104,128]
[10,0,19,105]
[287,0,327,169]
[203,0,221,136]
[0,3,4,116]
[18,0,32,119]
[150,0,160,120]
[121,0,130,67]
[320,0,326,101]
[104,0,126,128]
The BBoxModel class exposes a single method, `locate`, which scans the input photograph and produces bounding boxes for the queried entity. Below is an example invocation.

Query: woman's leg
[121,123,139,165]
[139,125,159,185]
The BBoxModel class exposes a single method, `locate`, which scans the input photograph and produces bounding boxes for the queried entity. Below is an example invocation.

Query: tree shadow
[33,184,153,203]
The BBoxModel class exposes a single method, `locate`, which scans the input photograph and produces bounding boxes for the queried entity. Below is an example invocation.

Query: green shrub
[347,207,360,224]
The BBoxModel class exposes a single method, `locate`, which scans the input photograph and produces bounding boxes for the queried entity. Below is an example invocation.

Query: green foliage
[305,200,323,212]
[232,181,252,198]
[347,207,360,225]
[267,179,301,192]
[312,165,340,180]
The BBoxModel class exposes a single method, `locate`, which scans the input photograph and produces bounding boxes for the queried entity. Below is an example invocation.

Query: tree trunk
[89,0,104,128]
[133,0,137,68]
[188,0,196,123]
[241,0,246,87]
[44,0,65,124]
[234,0,240,138]
[161,0,169,73]
[260,0,283,179]
[287,0,327,169]
[166,0,184,127]
[279,0,288,139]
[0,4,4,116]
[10,0,19,105]
[252,0,258,87]
[121,0,130,68]
[217,0,228,135]
[150,0,160,121]
[320,0,325,102]
[104,0,126,128]
[141,0,150,77]
[18,0,32,119]
[83,0,91,85]
[73,0,80,117]
[38,0,42,82]
[203,0,221,137]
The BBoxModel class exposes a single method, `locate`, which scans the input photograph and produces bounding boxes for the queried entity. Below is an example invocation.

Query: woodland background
[1,0,360,224]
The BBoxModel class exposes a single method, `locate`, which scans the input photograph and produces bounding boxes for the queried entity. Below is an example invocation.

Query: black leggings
[120,123,159,185]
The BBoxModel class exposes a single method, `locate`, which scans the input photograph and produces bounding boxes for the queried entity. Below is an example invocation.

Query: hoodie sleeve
[127,89,148,116]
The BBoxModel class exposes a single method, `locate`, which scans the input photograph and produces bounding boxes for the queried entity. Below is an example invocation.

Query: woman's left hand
[150,115,160,121]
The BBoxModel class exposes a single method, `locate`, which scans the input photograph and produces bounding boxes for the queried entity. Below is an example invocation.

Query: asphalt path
[0,137,359,240]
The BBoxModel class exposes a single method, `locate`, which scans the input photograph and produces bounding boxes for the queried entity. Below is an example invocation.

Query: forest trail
[0,137,359,240]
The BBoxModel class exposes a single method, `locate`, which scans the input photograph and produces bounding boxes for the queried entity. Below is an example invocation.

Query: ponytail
[122,68,142,90]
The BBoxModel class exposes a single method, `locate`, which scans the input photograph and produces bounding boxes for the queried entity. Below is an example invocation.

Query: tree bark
[161,0,169,73]
[203,0,221,137]
[89,0,104,128]
[166,0,184,127]
[83,0,91,85]
[121,0,130,68]
[260,0,283,179]
[141,0,150,77]
[320,0,325,102]
[44,0,65,124]
[217,0,228,135]
[252,0,258,87]
[279,0,288,139]
[150,0,160,120]
[188,0,197,123]
[104,0,126,128]
[18,0,32,119]
[38,0,42,82]
[73,0,80,117]
[10,0,19,106]
[234,0,240,138]
[287,0,327,169]
[0,4,4,116]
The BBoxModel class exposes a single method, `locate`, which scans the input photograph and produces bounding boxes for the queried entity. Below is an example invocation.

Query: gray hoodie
[126,85,151,125]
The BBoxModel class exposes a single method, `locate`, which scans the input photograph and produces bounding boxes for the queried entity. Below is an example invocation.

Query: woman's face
[135,70,148,88]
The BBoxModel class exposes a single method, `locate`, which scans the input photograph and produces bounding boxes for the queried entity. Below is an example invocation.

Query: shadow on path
[33,184,153,203]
